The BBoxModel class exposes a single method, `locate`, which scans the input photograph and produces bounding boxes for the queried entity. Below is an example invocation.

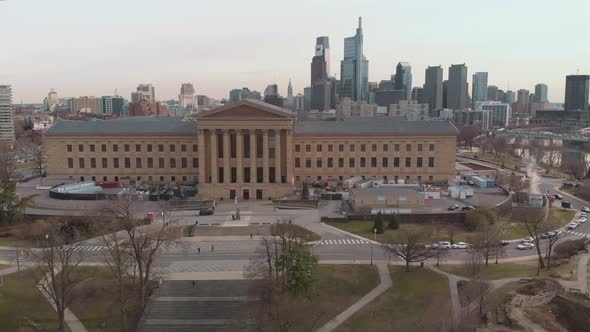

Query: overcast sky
[1,0,588,103]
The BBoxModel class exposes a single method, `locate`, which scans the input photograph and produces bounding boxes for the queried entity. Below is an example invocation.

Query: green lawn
[439,258,578,281]
[337,266,451,331]
[0,270,61,331]
[329,209,576,244]
[462,151,523,170]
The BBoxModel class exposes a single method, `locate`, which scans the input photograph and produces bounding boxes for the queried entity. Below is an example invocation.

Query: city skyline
[1,0,589,103]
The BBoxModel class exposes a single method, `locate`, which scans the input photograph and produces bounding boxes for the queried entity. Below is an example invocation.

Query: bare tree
[517,207,548,271]
[104,196,180,308]
[383,229,437,272]
[468,222,502,266]
[0,143,15,183]
[32,222,90,332]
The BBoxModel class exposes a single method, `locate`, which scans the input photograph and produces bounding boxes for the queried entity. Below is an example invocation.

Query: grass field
[0,270,61,331]
[337,266,451,331]
[328,208,576,244]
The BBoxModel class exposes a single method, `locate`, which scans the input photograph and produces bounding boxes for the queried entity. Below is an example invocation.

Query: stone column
[210,129,218,183]
[250,130,257,183]
[236,130,243,184]
[286,129,293,185]
[223,129,230,184]
[275,129,282,184]
[197,129,206,184]
[262,129,269,184]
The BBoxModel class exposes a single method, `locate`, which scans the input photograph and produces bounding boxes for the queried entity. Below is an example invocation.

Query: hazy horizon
[1,0,588,104]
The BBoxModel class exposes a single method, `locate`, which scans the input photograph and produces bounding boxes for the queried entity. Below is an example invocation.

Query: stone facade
[44,100,458,200]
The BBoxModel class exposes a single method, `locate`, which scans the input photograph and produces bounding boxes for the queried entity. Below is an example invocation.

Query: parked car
[432,241,451,249]
[452,242,469,249]
[448,204,459,211]
[517,242,535,250]
[582,207,590,213]
[199,209,214,216]
[554,194,563,200]
[568,222,579,230]
[581,212,588,218]
[521,237,534,243]
[562,201,572,209]
[500,240,510,246]
[578,217,587,224]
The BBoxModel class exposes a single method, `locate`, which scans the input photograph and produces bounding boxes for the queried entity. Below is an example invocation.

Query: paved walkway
[37,270,88,332]
[428,265,469,328]
[317,263,392,332]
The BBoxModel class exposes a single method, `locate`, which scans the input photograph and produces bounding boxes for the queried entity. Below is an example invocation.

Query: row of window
[67,157,198,169]
[79,175,196,184]
[295,143,435,153]
[294,175,436,183]
[295,156,435,169]
[67,143,198,153]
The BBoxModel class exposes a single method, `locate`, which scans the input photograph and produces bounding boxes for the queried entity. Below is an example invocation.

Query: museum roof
[45,117,197,135]
[294,117,458,135]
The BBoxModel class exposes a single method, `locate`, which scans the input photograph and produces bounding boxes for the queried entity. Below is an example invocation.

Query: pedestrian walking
[211,244,214,252]
[197,247,200,254]
[250,233,253,239]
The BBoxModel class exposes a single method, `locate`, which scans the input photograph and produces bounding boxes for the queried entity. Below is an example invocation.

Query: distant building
[453,109,491,130]
[100,96,127,117]
[487,85,499,101]
[44,89,59,112]
[179,83,196,108]
[389,103,430,121]
[373,78,405,107]
[197,95,211,108]
[293,93,305,112]
[72,96,101,113]
[534,83,548,103]
[337,98,376,118]
[564,75,589,111]
[0,85,15,146]
[471,72,488,108]
[411,87,424,103]
[394,62,412,101]
[447,64,468,110]
[504,90,515,104]
[129,100,171,117]
[476,101,510,128]
[423,66,443,111]
[132,84,155,102]
[263,84,284,107]
[340,17,369,102]
[229,88,261,104]
[303,87,312,111]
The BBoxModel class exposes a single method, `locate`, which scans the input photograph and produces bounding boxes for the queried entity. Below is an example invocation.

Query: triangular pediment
[197,99,295,119]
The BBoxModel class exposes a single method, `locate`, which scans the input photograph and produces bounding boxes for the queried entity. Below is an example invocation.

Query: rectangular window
[394,144,400,152]
[295,158,301,168]
[417,157,423,168]
[159,158,164,168]
[372,144,377,152]
[316,144,322,152]
[181,158,187,168]
[67,145,72,152]
[113,158,119,168]
[428,157,435,168]
[90,158,96,168]
[383,144,388,152]
[316,158,322,168]
[429,175,434,182]
[124,144,130,152]
[79,158,85,168]
[90,144,95,152]
[406,144,411,152]
[394,157,400,167]
[159,144,164,152]
[192,158,198,168]
[170,158,176,168]
[371,157,377,168]
[327,158,333,168]
[418,144,423,152]
[193,144,198,152]
[113,144,118,152]
[429,144,435,152]
[305,158,312,168]
[360,144,366,152]
[338,144,344,152]
[147,144,152,152]
[360,157,366,168]
[349,158,355,168]
[338,158,344,168]
[181,144,186,152]
[101,158,107,168]
[148,158,154,168]
[328,144,333,152]
[350,144,355,152]
[305,144,311,152]
[170,144,176,152]
[78,144,84,152]
[405,157,411,167]
[67,158,73,168]
[295,144,301,152]
[136,157,142,168]
[101,144,106,152]
[382,157,388,167]
[124,157,130,168]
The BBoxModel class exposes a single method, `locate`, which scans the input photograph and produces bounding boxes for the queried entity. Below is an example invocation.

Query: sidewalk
[317,264,392,332]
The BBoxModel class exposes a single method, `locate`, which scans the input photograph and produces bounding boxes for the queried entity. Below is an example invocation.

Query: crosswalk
[76,245,105,252]
[565,230,589,238]
[315,238,370,246]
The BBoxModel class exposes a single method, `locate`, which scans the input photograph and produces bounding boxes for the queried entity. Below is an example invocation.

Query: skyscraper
[423,66,443,111]
[287,79,294,108]
[311,36,334,111]
[504,90,516,104]
[534,84,548,103]
[0,85,15,146]
[179,83,196,108]
[101,96,127,116]
[471,72,488,107]
[340,17,369,102]
[564,75,589,111]
[517,89,530,105]
[263,84,284,107]
[487,85,499,101]
[132,84,155,102]
[447,64,468,110]
[394,62,412,101]
[44,88,59,112]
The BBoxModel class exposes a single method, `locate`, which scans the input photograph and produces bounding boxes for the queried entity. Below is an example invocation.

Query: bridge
[497,130,590,143]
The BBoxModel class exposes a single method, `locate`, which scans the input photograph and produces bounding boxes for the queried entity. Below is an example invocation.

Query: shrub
[554,238,587,259]
[373,212,384,234]
[387,215,399,230]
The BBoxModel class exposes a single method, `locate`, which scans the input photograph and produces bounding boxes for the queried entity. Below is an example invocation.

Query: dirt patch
[457,280,489,307]
[524,306,568,332]
[516,279,562,296]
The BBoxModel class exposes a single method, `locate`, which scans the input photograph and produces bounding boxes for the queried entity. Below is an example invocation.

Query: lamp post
[370,246,373,265]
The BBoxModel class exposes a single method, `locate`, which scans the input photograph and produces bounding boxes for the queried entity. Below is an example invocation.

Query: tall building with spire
[340,17,369,102]
[286,79,294,108]
[310,36,335,111]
